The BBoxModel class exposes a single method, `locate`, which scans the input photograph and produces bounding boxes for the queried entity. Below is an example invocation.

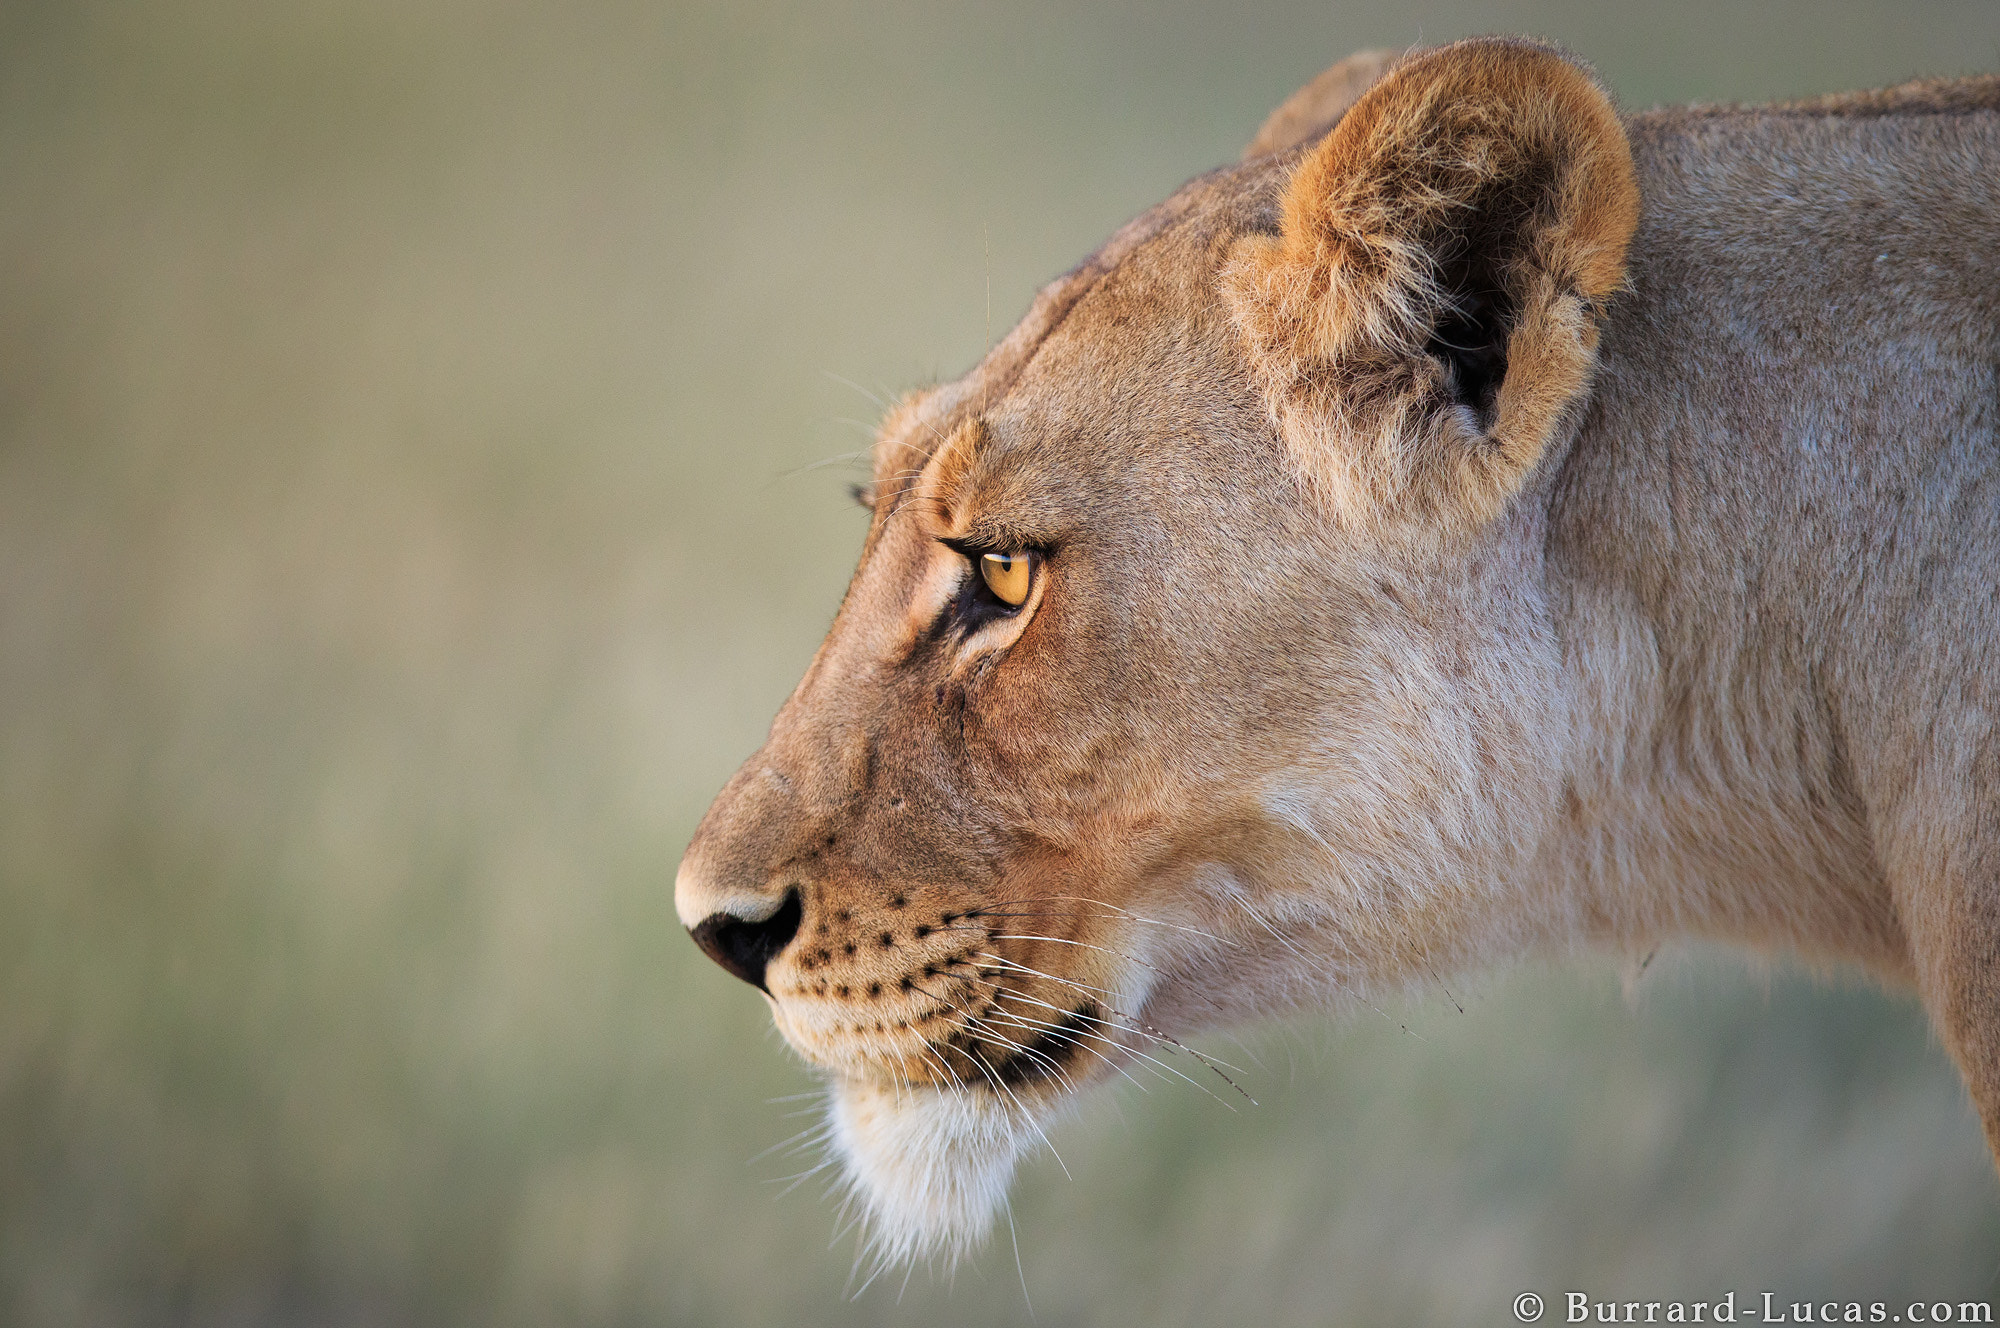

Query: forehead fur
[867,156,1289,510]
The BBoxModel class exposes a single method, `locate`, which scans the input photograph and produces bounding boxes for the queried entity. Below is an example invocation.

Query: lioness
[677,37,2000,1262]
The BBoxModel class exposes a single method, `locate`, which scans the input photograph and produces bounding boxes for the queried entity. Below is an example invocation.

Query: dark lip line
[959,1000,1104,1091]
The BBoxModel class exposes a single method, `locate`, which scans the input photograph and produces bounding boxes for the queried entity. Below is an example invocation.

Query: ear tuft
[1223,38,1638,543]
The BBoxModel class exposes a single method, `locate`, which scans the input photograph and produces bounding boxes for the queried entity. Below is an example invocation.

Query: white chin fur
[829,1078,1038,1265]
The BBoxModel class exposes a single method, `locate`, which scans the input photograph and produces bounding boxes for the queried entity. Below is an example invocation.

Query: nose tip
[688,888,804,991]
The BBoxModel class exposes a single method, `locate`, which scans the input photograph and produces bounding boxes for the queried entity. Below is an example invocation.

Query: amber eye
[978,551,1034,607]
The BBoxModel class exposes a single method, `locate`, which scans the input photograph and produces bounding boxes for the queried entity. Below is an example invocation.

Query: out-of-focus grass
[1,2,1997,1324]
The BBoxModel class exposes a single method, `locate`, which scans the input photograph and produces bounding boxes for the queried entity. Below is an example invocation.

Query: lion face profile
[676,37,2000,1262]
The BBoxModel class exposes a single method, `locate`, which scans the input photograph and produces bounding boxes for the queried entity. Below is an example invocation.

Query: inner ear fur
[1224,37,1639,542]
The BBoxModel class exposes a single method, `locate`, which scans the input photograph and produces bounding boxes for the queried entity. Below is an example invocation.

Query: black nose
[689,889,803,991]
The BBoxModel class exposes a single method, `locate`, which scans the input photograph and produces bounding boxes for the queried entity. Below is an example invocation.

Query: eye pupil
[978,551,1033,607]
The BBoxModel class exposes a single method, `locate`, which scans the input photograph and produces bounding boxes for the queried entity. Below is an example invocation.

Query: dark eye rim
[939,539,1047,632]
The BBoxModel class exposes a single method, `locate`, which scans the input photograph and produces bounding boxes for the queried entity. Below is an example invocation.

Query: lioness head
[676,37,1638,1262]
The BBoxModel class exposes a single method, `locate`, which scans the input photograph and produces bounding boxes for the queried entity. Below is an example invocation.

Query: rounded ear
[1243,49,1403,159]
[1223,38,1639,543]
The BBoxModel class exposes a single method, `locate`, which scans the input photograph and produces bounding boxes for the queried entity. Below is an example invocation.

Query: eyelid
[939,536,990,560]
[939,535,1048,560]
[932,537,1046,635]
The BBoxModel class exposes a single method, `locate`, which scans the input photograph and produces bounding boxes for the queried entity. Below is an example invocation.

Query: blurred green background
[3,1,1998,1324]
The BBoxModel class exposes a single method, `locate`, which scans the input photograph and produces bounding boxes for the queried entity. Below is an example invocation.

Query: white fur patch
[828,1077,1041,1266]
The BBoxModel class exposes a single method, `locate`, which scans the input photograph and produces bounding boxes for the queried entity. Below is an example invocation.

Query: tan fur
[677,38,2000,1262]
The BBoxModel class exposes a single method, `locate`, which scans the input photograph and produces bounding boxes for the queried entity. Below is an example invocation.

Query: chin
[827,1075,1049,1268]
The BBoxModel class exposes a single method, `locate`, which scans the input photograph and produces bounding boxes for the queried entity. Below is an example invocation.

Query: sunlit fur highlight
[1222,39,1638,544]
